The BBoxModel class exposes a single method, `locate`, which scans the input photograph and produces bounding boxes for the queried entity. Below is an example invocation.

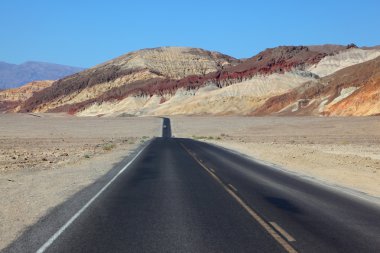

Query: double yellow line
[180,142,298,253]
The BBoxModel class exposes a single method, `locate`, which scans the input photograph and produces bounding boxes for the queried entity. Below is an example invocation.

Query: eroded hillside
[0,81,54,112]
[253,56,380,116]
[19,47,238,113]
[14,45,380,116]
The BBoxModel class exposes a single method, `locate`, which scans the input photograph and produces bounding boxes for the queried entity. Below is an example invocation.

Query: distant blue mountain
[0,61,84,89]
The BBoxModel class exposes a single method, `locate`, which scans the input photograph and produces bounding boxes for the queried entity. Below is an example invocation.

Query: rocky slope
[325,75,380,116]
[0,80,54,112]
[19,47,238,114]
[0,61,83,89]
[253,55,380,116]
[16,45,380,116]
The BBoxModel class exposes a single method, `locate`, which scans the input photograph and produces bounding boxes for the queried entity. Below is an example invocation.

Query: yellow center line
[228,184,238,192]
[269,222,296,242]
[180,142,298,253]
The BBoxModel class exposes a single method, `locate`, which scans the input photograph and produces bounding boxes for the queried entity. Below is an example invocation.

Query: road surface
[4,118,380,253]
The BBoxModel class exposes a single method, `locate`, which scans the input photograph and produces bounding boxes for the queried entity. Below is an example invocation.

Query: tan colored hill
[101,47,238,79]
[19,47,238,113]
[19,45,338,115]
[78,46,380,116]
[253,56,380,116]
[17,45,380,116]
[0,81,54,112]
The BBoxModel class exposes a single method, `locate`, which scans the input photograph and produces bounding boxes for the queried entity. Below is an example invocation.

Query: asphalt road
[162,117,172,138]
[4,118,380,253]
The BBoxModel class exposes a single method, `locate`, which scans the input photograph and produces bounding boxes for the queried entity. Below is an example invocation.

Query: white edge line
[36,143,149,253]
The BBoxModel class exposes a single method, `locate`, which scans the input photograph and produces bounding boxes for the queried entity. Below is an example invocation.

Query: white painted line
[36,144,149,253]
[228,184,238,192]
[269,222,296,242]
[210,168,215,173]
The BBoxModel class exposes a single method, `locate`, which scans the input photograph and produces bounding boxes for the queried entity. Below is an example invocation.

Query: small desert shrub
[102,143,116,151]
[192,135,216,140]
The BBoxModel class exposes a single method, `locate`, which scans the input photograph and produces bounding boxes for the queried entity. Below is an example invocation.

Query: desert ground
[1,114,380,250]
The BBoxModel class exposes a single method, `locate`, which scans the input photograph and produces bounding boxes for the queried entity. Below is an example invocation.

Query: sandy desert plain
[1,113,380,250]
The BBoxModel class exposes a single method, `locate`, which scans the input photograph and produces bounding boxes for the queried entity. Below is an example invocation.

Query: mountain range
[2,45,380,116]
[0,61,84,90]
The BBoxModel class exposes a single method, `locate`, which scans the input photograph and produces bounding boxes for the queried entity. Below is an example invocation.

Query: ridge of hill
[12,45,380,116]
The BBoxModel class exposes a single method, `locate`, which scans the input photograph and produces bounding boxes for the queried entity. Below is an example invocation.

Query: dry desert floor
[1,114,380,250]
[0,113,161,250]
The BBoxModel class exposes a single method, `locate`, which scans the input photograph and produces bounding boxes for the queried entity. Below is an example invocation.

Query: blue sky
[1,0,379,68]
